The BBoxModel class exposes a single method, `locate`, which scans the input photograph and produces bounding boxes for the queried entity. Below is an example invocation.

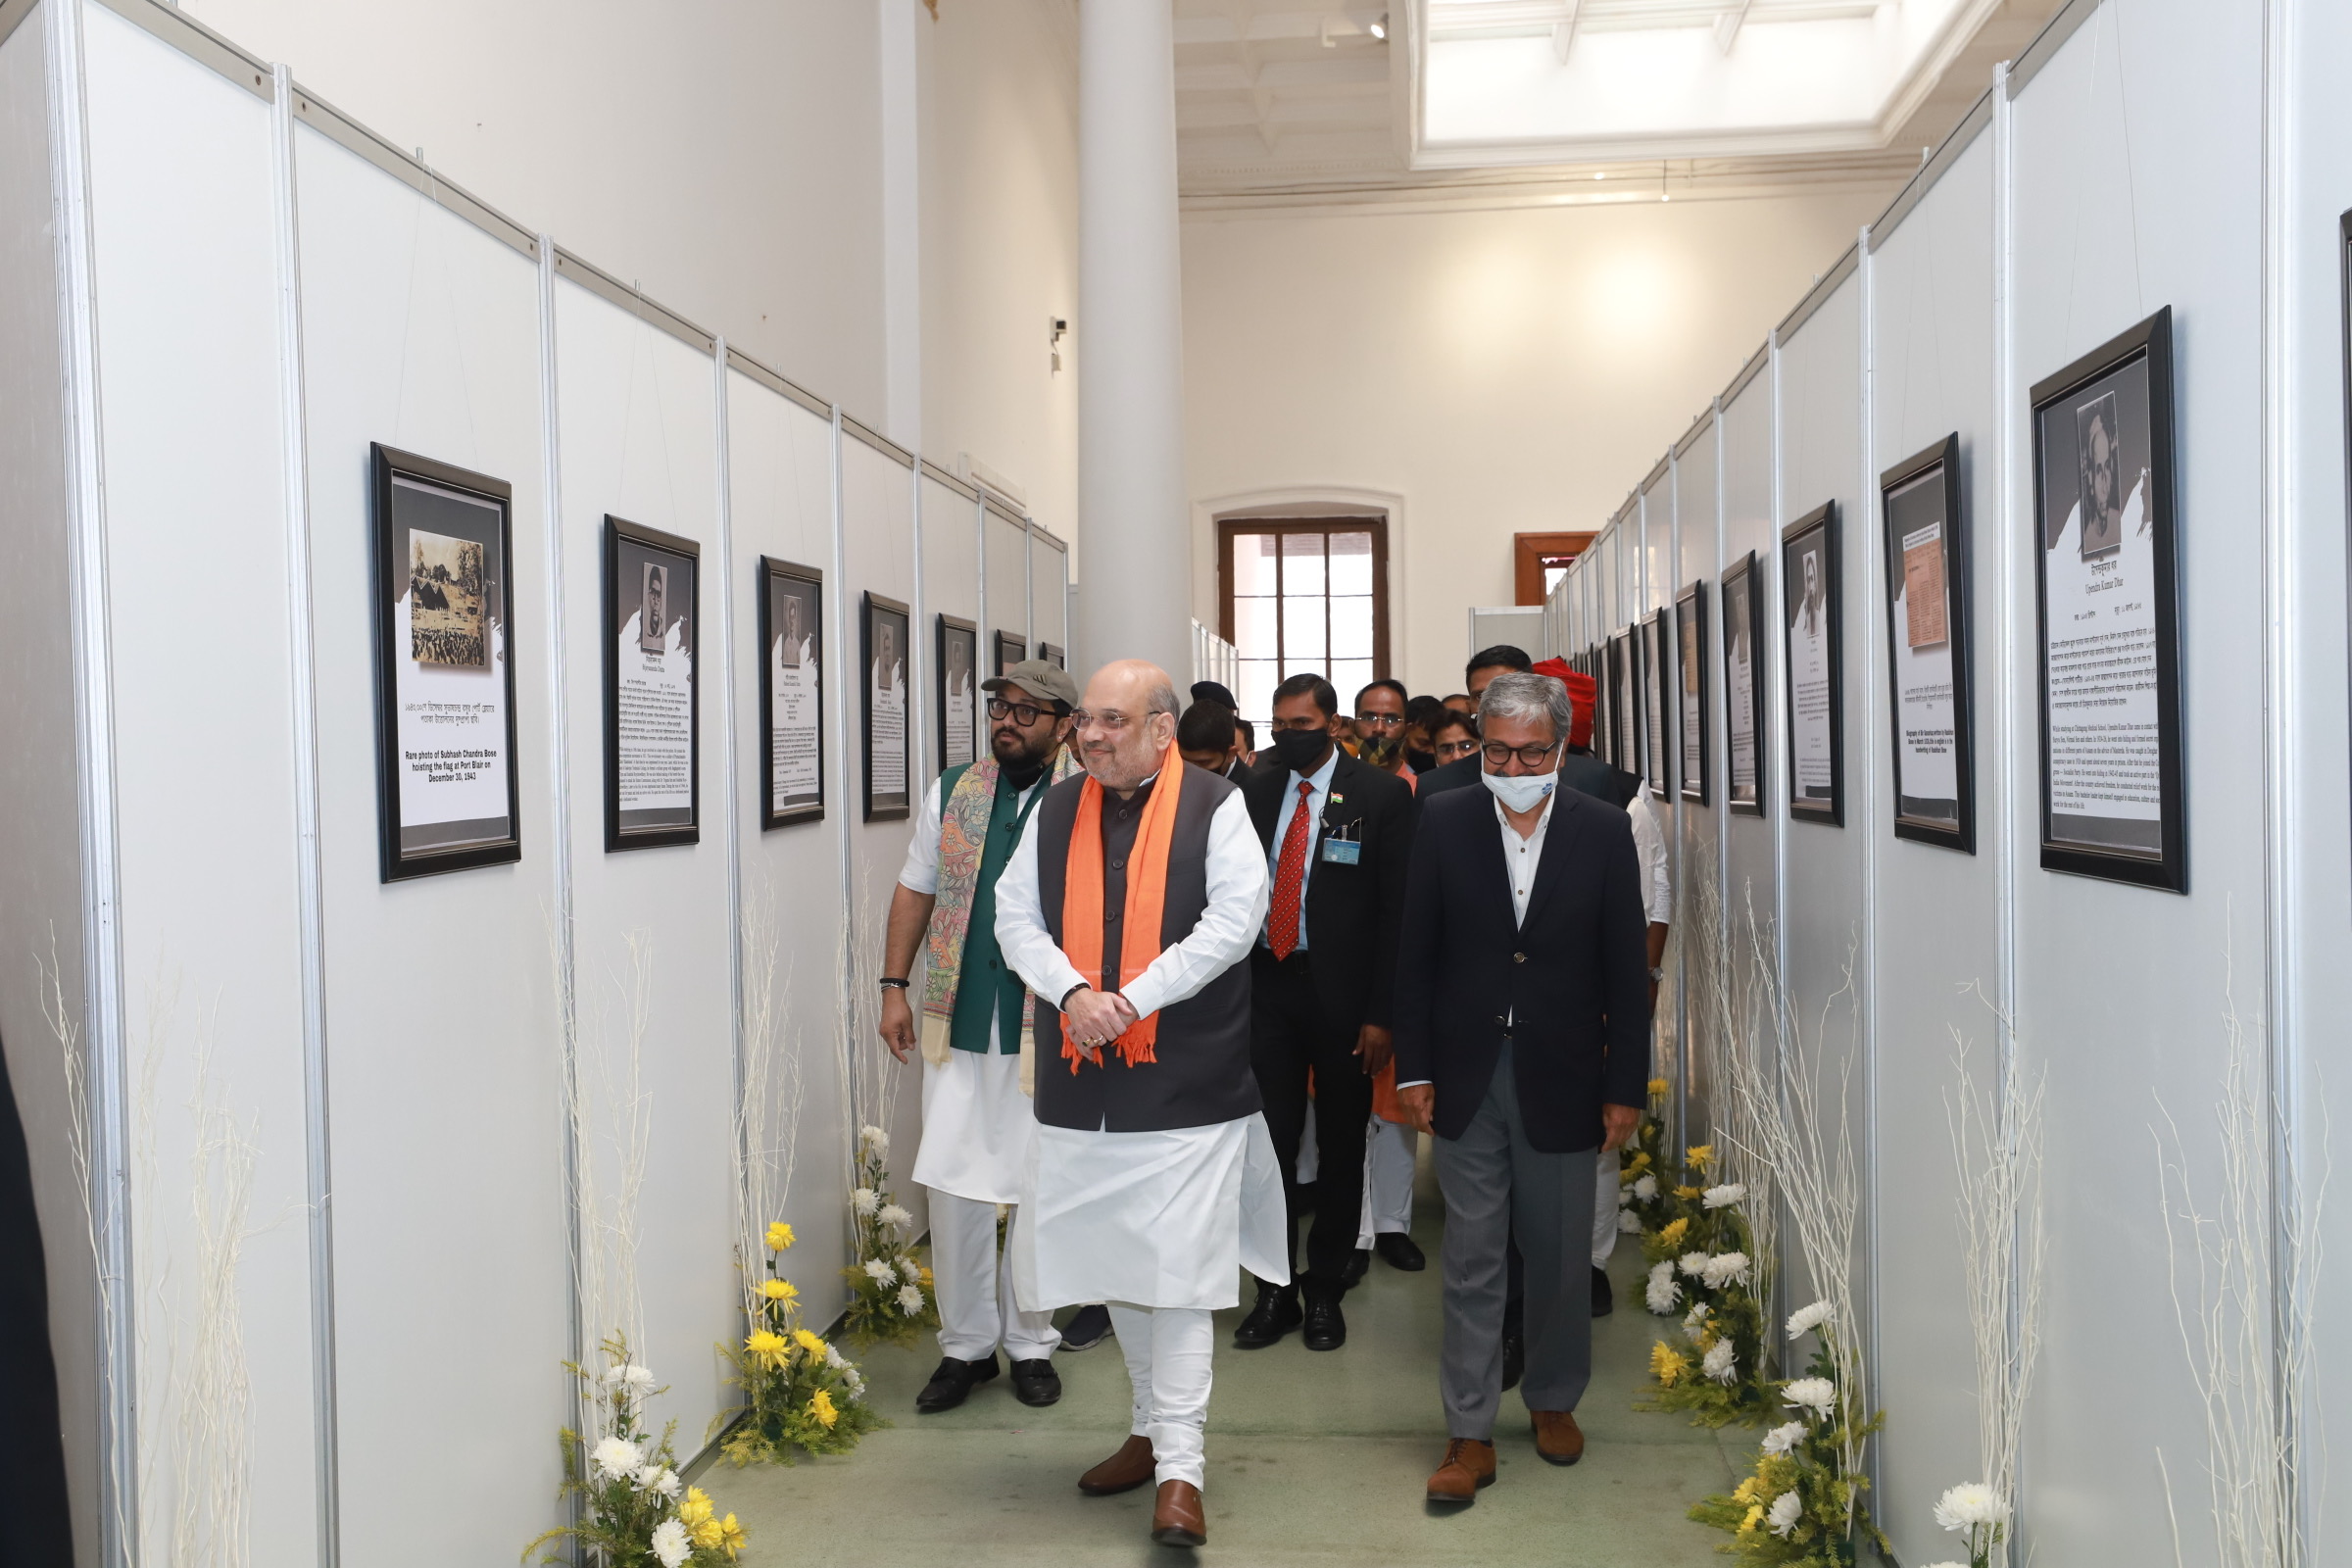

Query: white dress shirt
[994,776,1270,1020]
[1627,782,1672,926]
[1262,745,1340,950]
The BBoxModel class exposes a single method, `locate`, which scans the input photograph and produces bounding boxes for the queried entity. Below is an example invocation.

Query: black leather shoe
[1500,1327,1525,1393]
[1009,1357,1062,1406]
[1374,1232,1427,1272]
[915,1353,1000,1413]
[1059,1303,1112,1350]
[1341,1249,1370,1289]
[1591,1264,1614,1318]
[1301,1290,1347,1351]
[1232,1283,1301,1348]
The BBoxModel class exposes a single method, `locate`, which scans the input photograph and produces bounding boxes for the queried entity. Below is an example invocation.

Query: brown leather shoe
[1078,1434,1156,1496]
[1532,1409,1585,1465]
[1425,1437,1497,1503]
[1151,1480,1207,1546]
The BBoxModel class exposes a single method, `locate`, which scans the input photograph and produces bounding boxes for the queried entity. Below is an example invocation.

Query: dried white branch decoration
[735,879,809,1320]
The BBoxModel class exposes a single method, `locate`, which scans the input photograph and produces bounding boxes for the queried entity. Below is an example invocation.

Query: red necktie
[1267,779,1314,960]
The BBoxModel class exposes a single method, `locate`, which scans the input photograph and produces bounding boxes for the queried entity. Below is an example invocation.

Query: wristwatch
[879,976,910,991]
[1059,982,1091,1008]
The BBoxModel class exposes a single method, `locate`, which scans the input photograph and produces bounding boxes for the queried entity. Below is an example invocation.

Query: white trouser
[1592,1148,1620,1268]
[1109,1304,1214,1490]
[929,1189,1059,1362]
[1364,1118,1417,1240]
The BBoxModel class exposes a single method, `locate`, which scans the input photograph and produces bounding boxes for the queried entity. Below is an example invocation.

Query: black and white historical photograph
[1640,611,1669,797]
[1881,435,1975,851]
[994,629,1027,676]
[1782,503,1842,825]
[863,592,911,821]
[1038,640,1065,669]
[760,558,824,829]
[1676,579,1708,805]
[937,614,978,768]
[604,516,700,851]
[2031,307,2183,890]
[1608,629,1639,774]
[370,445,522,880]
[1722,551,1763,816]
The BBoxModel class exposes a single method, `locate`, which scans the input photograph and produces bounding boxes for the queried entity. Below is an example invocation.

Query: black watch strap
[879,976,910,990]
[1059,982,1090,1008]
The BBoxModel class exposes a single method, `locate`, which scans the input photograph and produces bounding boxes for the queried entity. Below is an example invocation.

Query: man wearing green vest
[880,660,1083,1414]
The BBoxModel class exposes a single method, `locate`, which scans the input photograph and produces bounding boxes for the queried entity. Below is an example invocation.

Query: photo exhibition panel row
[0,0,1072,1561]
[1541,3,2352,1564]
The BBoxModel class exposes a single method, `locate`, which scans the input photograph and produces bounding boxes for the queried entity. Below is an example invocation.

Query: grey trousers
[1433,1044,1598,1439]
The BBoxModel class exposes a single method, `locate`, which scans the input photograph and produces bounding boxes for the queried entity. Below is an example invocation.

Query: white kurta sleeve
[1630,783,1672,925]
[1120,791,1272,1019]
[896,778,948,895]
[995,805,1089,1007]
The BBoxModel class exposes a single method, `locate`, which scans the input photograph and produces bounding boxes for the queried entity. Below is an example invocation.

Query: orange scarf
[1059,748,1184,1072]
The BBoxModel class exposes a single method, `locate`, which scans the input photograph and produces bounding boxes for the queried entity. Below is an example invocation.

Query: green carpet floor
[707,1148,1753,1564]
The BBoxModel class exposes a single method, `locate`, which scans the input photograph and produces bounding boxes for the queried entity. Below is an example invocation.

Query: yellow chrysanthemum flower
[1674,1185,1702,1201]
[808,1389,840,1429]
[691,1516,725,1549]
[717,1514,747,1559]
[1687,1144,1715,1172]
[919,1266,935,1289]
[1649,1342,1690,1388]
[766,1220,796,1251]
[745,1330,789,1368]
[761,1277,798,1302]
[793,1328,827,1356]
[1741,1503,1765,1534]
[1733,1476,1761,1504]
[1647,1076,1670,1098]
[1658,1217,1690,1249]
[679,1487,714,1528]
[1623,1150,1652,1176]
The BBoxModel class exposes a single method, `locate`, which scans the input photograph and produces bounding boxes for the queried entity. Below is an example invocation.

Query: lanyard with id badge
[1321,792,1361,865]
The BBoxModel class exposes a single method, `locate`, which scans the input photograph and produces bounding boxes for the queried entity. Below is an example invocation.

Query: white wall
[1182,191,1885,698]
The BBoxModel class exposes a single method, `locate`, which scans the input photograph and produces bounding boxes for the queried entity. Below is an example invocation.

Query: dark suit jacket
[1417,747,1639,808]
[1392,784,1650,1152]
[1243,750,1415,1034]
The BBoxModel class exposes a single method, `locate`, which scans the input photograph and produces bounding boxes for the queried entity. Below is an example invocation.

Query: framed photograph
[1607,630,1639,774]
[1038,641,1066,670]
[863,593,912,822]
[1675,579,1709,806]
[604,517,700,852]
[1722,551,1764,817]
[994,629,1028,676]
[1640,611,1670,796]
[1782,503,1843,826]
[2030,307,2184,891]
[369,445,522,881]
[760,558,824,829]
[1881,435,1974,852]
[937,614,979,768]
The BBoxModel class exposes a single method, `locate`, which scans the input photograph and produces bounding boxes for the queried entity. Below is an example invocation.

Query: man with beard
[879,661,1085,1414]
[996,660,1282,1548]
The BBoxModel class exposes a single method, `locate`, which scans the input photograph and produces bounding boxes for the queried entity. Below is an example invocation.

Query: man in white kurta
[995,660,1283,1550]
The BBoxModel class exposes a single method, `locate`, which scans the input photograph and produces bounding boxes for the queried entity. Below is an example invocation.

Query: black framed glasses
[988,697,1059,725]
[1482,740,1561,768]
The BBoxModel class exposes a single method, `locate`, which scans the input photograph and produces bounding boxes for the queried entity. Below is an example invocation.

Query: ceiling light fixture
[1370,14,1389,40]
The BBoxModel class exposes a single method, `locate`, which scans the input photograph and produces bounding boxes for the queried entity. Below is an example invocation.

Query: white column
[1076,0,1191,681]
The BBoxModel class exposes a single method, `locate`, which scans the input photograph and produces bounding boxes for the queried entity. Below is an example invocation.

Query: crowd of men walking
[876,644,1670,1547]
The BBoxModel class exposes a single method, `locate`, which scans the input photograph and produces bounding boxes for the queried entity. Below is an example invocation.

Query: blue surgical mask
[1482,769,1556,813]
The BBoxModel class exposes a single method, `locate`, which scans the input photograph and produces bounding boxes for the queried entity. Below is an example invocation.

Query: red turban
[1530,658,1594,750]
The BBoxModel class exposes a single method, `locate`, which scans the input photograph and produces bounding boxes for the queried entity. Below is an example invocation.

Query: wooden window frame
[1216,515,1392,686]
[1515,530,1595,606]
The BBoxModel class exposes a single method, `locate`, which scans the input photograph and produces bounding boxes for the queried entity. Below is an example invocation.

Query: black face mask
[1406,748,1437,775]
[1270,728,1332,775]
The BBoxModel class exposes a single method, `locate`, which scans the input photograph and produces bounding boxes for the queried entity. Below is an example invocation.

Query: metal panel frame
[291,85,538,259]
[92,0,268,99]
[1871,88,1995,253]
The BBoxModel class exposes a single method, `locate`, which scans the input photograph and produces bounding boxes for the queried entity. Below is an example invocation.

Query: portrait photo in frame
[937,613,979,769]
[604,516,700,852]
[2029,307,2184,891]
[1781,503,1843,826]
[994,629,1028,676]
[1640,611,1670,797]
[760,557,825,829]
[863,592,913,822]
[1608,629,1639,775]
[1721,551,1765,817]
[1675,579,1709,806]
[1880,434,1975,853]
[368,444,523,881]
[1038,641,1066,670]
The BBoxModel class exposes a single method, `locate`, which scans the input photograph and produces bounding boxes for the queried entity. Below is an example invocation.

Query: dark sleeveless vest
[1030,765,1259,1134]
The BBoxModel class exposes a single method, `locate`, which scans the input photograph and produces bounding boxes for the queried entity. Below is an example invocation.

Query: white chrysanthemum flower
[650,1517,692,1568]
[589,1436,642,1481]
[1919,1562,1970,1568]
[851,1187,880,1216]
[1760,1420,1806,1455]
[1701,1251,1751,1290]
[1678,1250,1711,1279]
[1702,1339,1738,1384]
[1617,1209,1642,1233]
[862,1258,897,1286]
[1767,1489,1803,1538]
[632,1465,680,1498]
[1702,1182,1746,1209]
[1782,1377,1837,1416]
[1786,1300,1833,1341]
[897,1285,926,1313]
[1933,1483,2006,1532]
[860,1124,890,1153]
[1617,1185,1635,1207]
[1681,1302,1709,1337]
[1632,1173,1658,1201]
[1644,1261,1681,1314]
[843,1367,866,1399]
[879,1203,912,1230]
[824,1344,849,1369]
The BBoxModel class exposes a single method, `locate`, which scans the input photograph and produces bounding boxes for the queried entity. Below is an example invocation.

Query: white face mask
[1482,769,1556,813]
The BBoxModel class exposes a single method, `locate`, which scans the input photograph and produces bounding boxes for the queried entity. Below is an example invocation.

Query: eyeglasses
[987,697,1059,725]
[1070,709,1141,733]
[1435,737,1481,761]
[1482,740,1562,768]
[1354,712,1403,729]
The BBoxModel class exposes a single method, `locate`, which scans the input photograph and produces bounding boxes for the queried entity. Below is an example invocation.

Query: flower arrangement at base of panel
[1918,1483,2006,1568]
[1689,1311,1887,1566]
[716,1220,883,1466]
[1635,1147,1776,1426]
[527,1336,747,1566]
[1616,1078,1681,1238]
[839,1125,938,1348]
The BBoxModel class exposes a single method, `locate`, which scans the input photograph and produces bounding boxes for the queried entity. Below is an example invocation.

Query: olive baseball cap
[982,659,1081,712]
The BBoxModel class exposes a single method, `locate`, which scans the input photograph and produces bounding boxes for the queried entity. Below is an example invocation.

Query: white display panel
[293,118,569,1565]
[919,473,982,781]
[1718,370,1776,903]
[1029,528,1068,665]
[984,502,1031,669]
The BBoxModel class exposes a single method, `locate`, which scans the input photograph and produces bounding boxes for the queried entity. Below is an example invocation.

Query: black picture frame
[1881,435,1975,853]
[1675,579,1709,806]
[862,592,913,823]
[2029,307,2185,891]
[1607,629,1639,774]
[1781,502,1844,827]
[1640,611,1670,796]
[758,557,825,830]
[1038,641,1065,670]
[936,613,979,768]
[994,629,1028,675]
[368,444,523,881]
[603,516,701,852]
[1722,551,1765,817]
